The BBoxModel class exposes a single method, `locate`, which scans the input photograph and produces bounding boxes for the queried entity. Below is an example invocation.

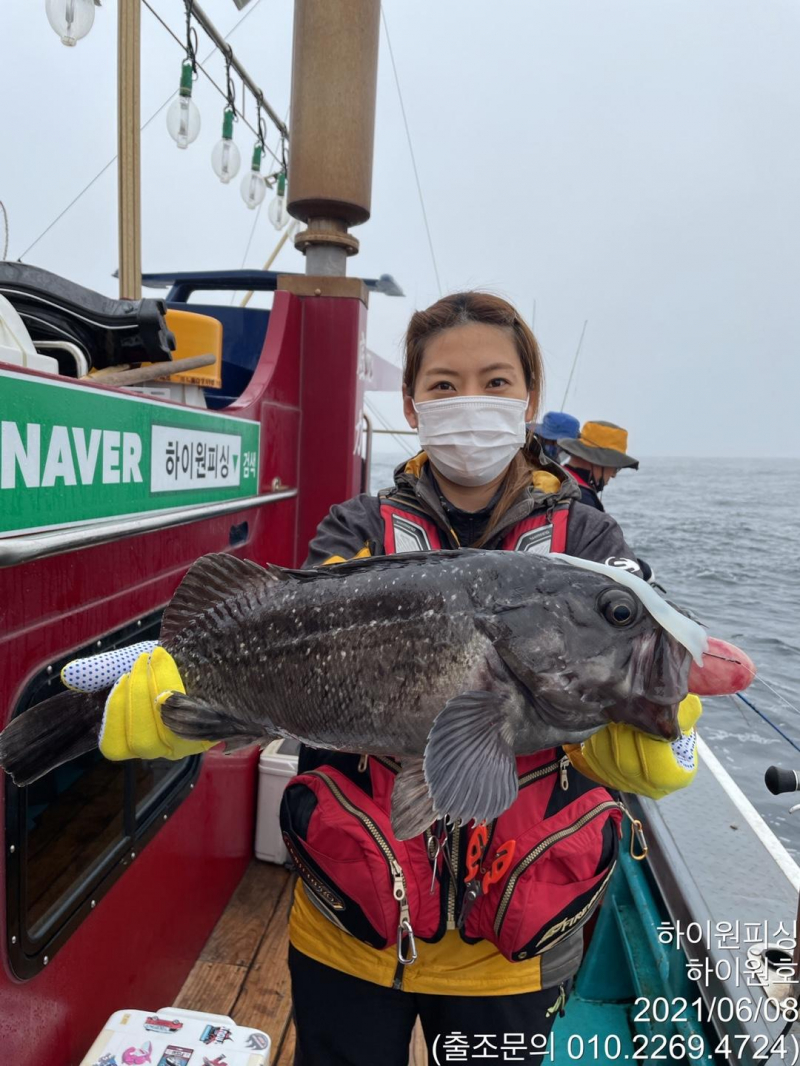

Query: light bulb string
[140,0,281,166]
[18,0,280,261]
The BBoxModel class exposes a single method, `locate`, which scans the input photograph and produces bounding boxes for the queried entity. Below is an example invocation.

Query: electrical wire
[380,6,442,297]
[18,0,277,261]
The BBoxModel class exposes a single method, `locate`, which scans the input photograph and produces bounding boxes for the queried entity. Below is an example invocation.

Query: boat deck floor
[174,860,428,1065]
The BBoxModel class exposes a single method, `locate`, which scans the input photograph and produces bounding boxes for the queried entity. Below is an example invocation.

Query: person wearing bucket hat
[560,421,658,586]
[531,410,580,464]
[559,420,639,513]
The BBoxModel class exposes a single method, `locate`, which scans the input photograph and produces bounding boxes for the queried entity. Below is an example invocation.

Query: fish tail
[0,689,106,786]
[160,692,263,748]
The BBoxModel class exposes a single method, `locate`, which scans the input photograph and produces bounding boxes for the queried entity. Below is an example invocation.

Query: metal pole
[117,0,142,300]
[191,1,289,140]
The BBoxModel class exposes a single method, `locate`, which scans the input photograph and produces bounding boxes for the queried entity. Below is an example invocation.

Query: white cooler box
[255,739,300,864]
[80,1007,270,1065]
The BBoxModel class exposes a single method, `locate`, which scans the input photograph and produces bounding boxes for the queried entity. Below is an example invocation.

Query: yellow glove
[564,695,702,800]
[62,644,214,761]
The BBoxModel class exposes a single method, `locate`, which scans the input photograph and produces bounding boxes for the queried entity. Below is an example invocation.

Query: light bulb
[166,62,201,149]
[212,138,241,183]
[241,171,266,210]
[46,0,95,47]
[268,172,289,230]
[240,144,266,209]
[211,109,241,183]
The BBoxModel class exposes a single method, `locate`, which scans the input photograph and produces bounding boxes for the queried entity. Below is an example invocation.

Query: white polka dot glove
[62,644,215,761]
[563,695,702,799]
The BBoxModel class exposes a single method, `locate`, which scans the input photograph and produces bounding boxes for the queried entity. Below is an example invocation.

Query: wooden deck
[174,859,427,1065]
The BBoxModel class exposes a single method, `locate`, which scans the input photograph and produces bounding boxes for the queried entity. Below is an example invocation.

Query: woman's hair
[402,291,546,547]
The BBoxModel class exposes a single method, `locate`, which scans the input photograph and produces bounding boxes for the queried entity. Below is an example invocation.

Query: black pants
[289,945,570,1066]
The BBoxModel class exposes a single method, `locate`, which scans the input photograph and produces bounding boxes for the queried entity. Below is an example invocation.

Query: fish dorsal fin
[161,553,287,645]
[279,548,481,582]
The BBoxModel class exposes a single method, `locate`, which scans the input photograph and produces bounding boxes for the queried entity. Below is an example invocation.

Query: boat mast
[287,0,380,278]
[117,0,142,301]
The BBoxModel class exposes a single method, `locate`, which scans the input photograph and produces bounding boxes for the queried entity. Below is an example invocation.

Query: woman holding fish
[280,292,705,1063]
[1,292,754,1064]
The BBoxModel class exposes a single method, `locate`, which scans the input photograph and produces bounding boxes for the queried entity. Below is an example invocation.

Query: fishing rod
[561,319,588,410]
[757,758,800,1054]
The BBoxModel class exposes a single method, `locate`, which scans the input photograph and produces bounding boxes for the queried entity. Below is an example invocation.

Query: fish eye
[598,589,638,627]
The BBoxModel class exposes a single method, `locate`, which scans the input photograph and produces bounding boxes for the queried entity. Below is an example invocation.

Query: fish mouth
[616,696,682,741]
[606,629,692,741]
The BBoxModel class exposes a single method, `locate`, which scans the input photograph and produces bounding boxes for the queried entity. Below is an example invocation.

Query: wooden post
[117,0,142,300]
[287,0,380,275]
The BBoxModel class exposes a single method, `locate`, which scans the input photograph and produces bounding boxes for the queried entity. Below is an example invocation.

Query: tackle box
[80,1006,270,1066]
[255,738,300,864]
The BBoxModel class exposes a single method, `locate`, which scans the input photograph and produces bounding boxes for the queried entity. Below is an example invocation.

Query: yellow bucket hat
[558,421,639,469]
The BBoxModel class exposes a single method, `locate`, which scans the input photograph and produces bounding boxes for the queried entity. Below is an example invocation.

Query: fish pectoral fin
[160,692,261,745]
[391,756,438,840]
[424,691,519,826]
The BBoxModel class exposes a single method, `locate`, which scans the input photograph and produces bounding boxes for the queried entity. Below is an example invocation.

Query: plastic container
[80,1006,270,1065]
[0,293,59,374]
[255,739,300,864]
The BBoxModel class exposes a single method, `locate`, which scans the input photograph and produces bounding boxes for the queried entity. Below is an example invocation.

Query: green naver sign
[0,368,261,537]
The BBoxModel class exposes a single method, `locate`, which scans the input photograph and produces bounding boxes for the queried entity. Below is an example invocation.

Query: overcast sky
[3,1,799,458]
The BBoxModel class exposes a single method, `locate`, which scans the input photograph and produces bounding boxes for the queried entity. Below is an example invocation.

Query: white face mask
[413,396,528,487]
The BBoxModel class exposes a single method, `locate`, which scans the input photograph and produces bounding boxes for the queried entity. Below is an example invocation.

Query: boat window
[24,754,126,937]
[5,611,200,979]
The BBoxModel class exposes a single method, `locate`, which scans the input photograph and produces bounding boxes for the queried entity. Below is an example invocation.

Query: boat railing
[0,487,297,569]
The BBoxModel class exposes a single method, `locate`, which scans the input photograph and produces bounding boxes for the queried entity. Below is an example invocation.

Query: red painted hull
[0,288,368,1063]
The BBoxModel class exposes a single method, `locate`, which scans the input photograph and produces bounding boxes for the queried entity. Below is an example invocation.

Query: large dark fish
[0,550,753,838]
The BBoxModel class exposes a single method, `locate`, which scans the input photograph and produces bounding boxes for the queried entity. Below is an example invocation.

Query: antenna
[561,319,588,410]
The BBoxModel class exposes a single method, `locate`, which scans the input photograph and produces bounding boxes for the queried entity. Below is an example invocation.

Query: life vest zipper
[307,770,417,985]
[493,800,621,937]
[518,756,561,789]
[374,755,402,774]
[446,822,462,929]
[472,758,563,870]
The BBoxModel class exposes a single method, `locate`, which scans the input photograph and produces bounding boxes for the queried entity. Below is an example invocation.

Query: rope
[18,0,275,261]
[380,6,442,297]
[229,199,265,305]
[0,201,8,260]
[364,398,417,459]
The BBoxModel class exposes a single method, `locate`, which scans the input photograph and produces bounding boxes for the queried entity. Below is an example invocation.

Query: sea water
[370,451,800,858]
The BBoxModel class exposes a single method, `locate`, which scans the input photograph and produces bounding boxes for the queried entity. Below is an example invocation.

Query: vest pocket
[462,798,621,962]
[281,781,391,948]
[280,769,441,951]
